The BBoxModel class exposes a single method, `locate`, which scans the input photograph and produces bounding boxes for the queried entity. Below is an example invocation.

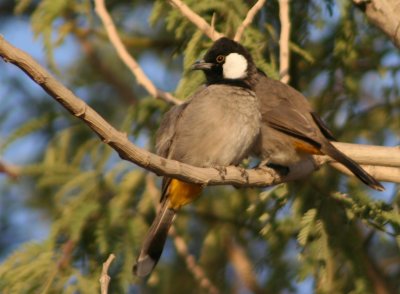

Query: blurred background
[0,0,399,293]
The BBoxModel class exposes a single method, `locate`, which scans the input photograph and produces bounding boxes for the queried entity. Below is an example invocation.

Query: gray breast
[167,84,260,167]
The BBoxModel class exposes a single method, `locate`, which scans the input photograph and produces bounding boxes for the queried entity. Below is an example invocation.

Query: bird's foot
[215,166,227,180]
[237,166,249,182]
[259,161,290,176]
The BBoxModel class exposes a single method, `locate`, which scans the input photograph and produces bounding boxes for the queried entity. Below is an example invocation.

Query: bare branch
[168,0,224,41]
[0,160,20,179]
[99,254,116,294]
[234,0,266,42]
[227,239,265,294]
[330,142,400,167]
[94,0,181,105]
[171,230,220,294]
[353,0,400,49]
[73,30,138,105]
[279,0,291,84]
[42,240,75,293]
[330,163,400,184]
[0,37,397,192]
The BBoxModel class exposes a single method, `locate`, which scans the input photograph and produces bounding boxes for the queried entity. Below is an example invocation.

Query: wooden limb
[279,0,291,83]
[99,254,116,294]
[353,0,400,49]
[227,239,266,294]
[0,160,20,179]
[330,163,400,184]
[94,0,181,105]
[167,0,224,41]
[234,0,266,42]
[171,229,220,294]
[330,142,400,167]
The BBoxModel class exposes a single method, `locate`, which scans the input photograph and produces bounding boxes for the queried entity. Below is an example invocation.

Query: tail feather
[133,199,176,277]
[322,143,384,191]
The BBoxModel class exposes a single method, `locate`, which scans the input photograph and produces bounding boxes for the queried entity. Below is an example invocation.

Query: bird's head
[192,37,257,88]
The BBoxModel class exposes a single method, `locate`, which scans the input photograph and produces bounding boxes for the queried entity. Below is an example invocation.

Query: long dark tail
[322,143,384,191]
[133,199,176,277]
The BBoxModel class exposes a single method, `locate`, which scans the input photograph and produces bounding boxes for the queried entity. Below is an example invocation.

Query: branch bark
[353,0,400,49]
[279,0,290,83]
[99,254,115,294]
[234,0,266,42]
[330,163,400,184]
[0,160,20,179]
[94,0,181,105]
[0,36,399,189]
[73,29,138,105]
[227,239,266,294]
[167,0,224,41]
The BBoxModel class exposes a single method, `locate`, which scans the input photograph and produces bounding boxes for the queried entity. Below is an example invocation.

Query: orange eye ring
[216,55,225,63]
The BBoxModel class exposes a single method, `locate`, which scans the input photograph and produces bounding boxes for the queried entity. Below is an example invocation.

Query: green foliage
[298,208,318,246]
[0,113,53,154]
[0,0,399,293]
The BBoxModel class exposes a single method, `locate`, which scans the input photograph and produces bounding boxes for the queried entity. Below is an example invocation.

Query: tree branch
[0,36,398,190]
[167,0,224,41]
[99,254,115,294]
[171,230,220,294]
[227,239,266,294]
[329,142,400,167]
[234,0,266,42]
[73,29,138,105]
[41,240,75,293]
[94,0,181,105]
[279,0,291,83]
[0,160,20,179]
[353,0,400,49]
[330,163,400,184]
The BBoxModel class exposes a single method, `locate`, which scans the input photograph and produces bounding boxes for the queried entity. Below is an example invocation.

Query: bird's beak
[191,60,213,71]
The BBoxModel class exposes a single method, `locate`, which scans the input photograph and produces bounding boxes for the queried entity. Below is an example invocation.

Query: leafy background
[0,0,399,293]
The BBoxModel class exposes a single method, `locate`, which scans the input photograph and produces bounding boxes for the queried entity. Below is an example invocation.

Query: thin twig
[0,160,20,179]
[99,254,116,294]
[279,0,291,84]
[145,175,219,294]
[94,0,181,105]
[41,240,75,294]
[234,0,266,42]
[170,230,220,294]
[73,29,138,105]
[227,239,266,294]
[168,0,224,41]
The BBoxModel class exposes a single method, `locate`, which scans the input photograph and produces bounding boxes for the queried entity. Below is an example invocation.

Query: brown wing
[256,73,335,144]
[256,73,384,191]
[311,112,337,141]
[155,101,189,158]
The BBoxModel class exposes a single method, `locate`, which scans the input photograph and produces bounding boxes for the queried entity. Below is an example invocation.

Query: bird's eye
[216,55,225,63]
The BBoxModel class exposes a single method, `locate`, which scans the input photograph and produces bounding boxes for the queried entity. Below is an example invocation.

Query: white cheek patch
[222,53,248,79]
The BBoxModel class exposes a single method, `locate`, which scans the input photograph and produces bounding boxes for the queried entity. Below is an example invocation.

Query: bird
[133,37,261,277]
[254,70,384,191]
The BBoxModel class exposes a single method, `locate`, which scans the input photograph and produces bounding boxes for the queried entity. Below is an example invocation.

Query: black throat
[205,67,258,90]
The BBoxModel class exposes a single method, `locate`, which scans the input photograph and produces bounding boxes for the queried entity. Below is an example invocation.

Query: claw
[257,160,290,176]
[265,163,290,176]
[238,166,249,182]
[215,166,227,180]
